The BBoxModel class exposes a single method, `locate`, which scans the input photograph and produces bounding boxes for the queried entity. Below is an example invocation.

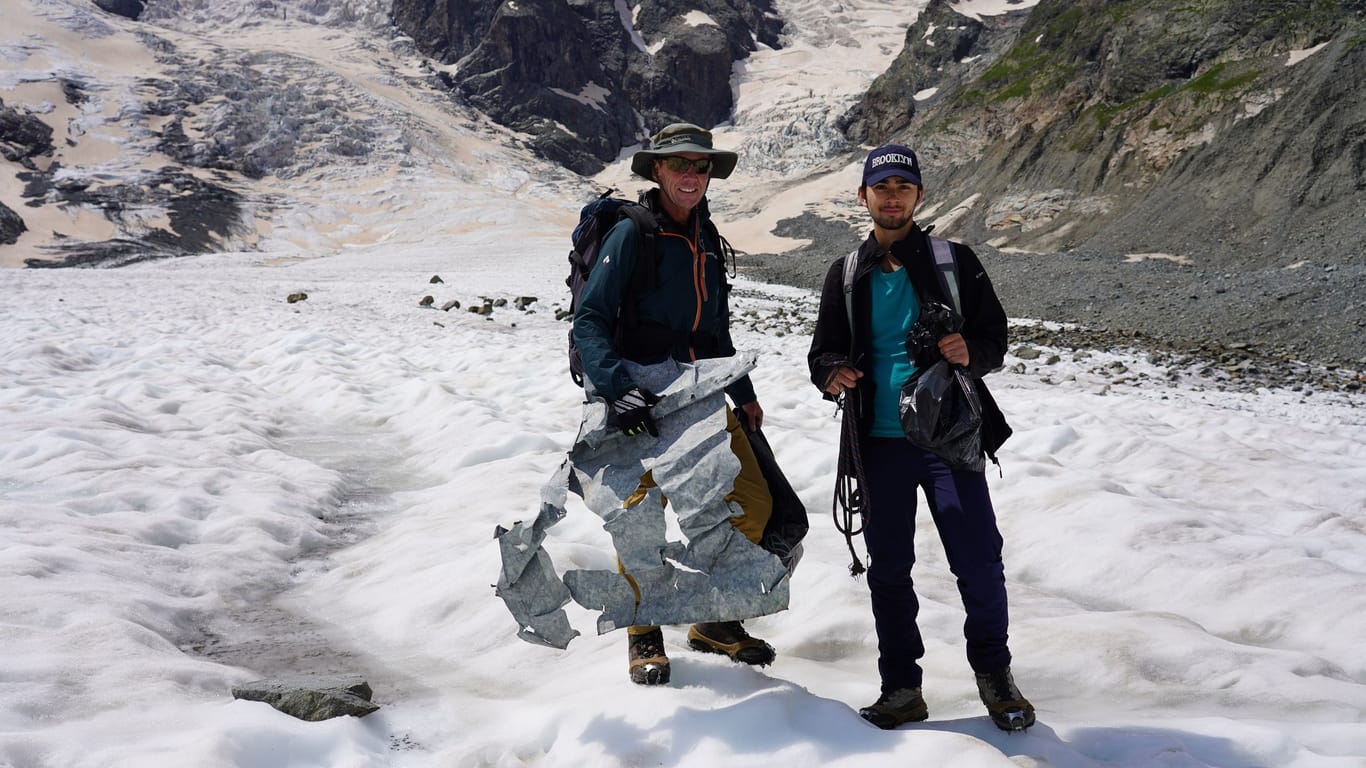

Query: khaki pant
[624,408,772,633]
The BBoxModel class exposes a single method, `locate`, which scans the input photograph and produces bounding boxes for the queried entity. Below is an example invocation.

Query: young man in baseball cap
[807,144,1034,731]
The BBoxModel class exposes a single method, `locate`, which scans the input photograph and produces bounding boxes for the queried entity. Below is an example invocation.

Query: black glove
[611,387,660,437]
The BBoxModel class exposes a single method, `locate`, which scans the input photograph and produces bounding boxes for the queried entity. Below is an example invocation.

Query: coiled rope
[832,393,867,576]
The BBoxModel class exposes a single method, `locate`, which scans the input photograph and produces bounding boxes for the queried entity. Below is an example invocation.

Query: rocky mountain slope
[390,0,1364,363]
[747,0,1366,366]
[846,0,1364,269]
[0,0,590,268]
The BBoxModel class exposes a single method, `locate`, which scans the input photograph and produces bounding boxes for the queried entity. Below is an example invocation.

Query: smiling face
[859,176,923,237]
[653,153,712,224]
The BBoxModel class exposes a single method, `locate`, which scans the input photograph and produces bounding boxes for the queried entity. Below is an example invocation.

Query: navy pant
[861,438,1011,692]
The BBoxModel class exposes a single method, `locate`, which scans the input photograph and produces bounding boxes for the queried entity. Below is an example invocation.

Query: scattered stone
[429,275,444,284]
[469,304,492,315]
[999,320,1361,399]
[514,296,538,310]
[286,292,307,304]
[418,295,434,307]
[440,299,460,311]
[232,675,379,722]
[1012,345,1042,360]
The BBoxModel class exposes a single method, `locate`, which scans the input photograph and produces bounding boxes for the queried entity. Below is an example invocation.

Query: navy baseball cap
[862,144,922,186]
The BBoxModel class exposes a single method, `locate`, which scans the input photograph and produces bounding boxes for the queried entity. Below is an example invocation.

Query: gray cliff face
[849,0,1365,271]
[390,0,782,173]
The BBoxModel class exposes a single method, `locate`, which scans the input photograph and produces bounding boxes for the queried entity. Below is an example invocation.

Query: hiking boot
[975,667,1035,731]
[858,687,929,729]
[686,621,776,666]
[627,627,670,686]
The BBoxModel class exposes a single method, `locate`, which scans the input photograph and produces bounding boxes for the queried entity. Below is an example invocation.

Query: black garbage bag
[735,409,807,575]
[899,301,985,472]
[899,361,985,472]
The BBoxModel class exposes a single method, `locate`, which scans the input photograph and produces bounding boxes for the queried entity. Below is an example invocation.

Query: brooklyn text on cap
[631,123,739,182]
[862,144,922,187]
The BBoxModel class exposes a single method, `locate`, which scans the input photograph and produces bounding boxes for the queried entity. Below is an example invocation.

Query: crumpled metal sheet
[494,354,790,648]
[492,461,579,648]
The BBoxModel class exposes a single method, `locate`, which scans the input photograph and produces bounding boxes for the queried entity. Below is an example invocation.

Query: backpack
[565,189,736,387]
[565,190,660,387]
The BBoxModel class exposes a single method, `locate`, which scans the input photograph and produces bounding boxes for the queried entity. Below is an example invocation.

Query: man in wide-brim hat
[626,122,739,226]
[573,121,778,686]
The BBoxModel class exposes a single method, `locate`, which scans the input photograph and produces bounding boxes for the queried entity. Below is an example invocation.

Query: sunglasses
[660,157,713,174]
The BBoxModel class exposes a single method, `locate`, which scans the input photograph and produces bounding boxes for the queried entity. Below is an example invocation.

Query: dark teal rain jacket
[572,191,757,406]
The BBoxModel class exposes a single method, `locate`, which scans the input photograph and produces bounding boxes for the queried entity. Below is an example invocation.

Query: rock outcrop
[0,201,26,245]
[842,1,1027,146]
[91,0,144,20]
[391,0,782,173]
[0,99,56,166]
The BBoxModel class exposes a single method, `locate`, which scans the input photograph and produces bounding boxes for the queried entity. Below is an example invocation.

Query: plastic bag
[899,360,985,471]
[898,301,984,470]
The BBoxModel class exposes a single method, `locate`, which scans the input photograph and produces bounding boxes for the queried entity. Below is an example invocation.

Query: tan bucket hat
[630,122,739,182]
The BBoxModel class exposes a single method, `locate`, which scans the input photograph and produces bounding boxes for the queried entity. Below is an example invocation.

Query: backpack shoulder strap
[841,248,860,343]
[617,203,659,293]
[928,235,961,316]
[701,218,736,282]
[618,203,658,241]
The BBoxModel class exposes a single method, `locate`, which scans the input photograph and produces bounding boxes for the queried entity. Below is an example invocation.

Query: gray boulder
[231,675,379,722]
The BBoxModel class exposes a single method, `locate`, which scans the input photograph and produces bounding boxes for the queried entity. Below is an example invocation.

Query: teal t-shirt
[869,266,920,438]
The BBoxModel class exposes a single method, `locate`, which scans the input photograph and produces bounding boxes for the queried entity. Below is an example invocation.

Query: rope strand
[831,393,867,577]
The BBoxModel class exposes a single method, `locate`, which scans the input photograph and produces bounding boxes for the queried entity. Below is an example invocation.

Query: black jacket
[807,226,1012,460]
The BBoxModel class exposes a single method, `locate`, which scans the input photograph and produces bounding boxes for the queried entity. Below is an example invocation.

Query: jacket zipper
[658,226,707,362]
